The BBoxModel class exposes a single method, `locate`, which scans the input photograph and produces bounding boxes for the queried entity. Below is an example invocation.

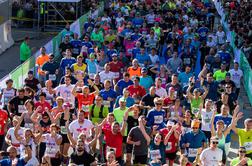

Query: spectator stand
[37,0,83,32]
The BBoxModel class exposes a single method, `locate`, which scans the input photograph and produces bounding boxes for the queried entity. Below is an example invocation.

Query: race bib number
[88,73,95,79]
[188,148,198,157]
[192,108,199,115]
[18,105,26,113]
[113,72,120,79]
[103,100,110,108]
[154,115,163,124]
[166,142,172,151]
[150,149,161,160]
[60,126,67,134]
[184,58,190,64]
[24,123,34,129]
[45,144,58,157]
[49,74,56,81]
[244,142,252,151]
[82,105,89,113]
[106,146,116,154]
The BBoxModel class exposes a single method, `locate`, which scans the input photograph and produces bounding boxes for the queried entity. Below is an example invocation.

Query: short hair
[39,92,47,97]
[18,88,25,93]
[123,72,130,77]
[6,79,13,84]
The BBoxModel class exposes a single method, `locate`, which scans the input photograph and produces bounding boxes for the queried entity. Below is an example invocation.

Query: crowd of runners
[1,0,252,165]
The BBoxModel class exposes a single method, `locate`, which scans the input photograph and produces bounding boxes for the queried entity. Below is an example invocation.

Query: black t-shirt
[59,42,73,54]
[141,94,159,107]
[89,83,104,93]
[24,78,40,92]
[70,151,95,165]
[127,116,139,135]
[9,96,31,116]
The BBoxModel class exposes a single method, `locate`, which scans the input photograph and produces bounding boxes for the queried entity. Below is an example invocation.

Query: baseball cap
[119,97,127,103]
[226,72,231,77]
[111,53,118,57]
[141,67,148,73]
[89,53,95,59]
[77,55,83,59]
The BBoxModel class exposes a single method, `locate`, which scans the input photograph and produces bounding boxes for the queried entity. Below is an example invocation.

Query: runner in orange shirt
[36,47,49,85]
[72,79,100,117]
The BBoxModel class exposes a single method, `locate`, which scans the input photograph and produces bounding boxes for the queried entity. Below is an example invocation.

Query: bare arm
[210,110,216,137]
[139,118,151,145]
[201,86,209,100]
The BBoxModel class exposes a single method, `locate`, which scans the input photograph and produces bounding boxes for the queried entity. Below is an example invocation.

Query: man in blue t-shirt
[100,80,117,112]
[115,72,133,95]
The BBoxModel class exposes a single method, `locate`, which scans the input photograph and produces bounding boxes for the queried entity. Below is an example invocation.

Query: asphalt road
[0,28,54,79]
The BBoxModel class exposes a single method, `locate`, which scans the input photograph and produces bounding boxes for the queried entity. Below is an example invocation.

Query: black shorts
[134,155,148,165]
[51,157,61,166]
[123,136,127,143]
[126,144,133,153]
[165,152,177,160]
[61,134,69,144]
[203,130,211,143]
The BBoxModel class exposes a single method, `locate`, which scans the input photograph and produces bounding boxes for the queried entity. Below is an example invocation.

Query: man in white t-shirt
[99,63,116,84]
[229,62,243,96]
[200,136,223,166]
[54,75,75,109]
[200,100,214,144]
[69,110,94,140]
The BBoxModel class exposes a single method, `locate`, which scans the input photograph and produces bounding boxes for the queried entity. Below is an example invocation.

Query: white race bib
[82,105,89,112]
[103,100,110,108]
[165,142,172,151]
[60,126,67,134]
[150,149,161,160]
[113,72,120,79]
[18,105,26,113]
[244,142,252,151]
[192,107,199,115]
[49,74,56,81]
[154,115,163,124]
[106,146,116,154]
[188,148,198,157]
[45,144,58,158]
[24,123,34,129]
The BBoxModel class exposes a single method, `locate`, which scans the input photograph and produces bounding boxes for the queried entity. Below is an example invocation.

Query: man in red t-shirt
[160,120,182,165]
[100,116,127,164]
[35,92,51,113]
[72,79,100,117]
[127,76,146,103]
[0,109,8,149]
[109,53,124,82]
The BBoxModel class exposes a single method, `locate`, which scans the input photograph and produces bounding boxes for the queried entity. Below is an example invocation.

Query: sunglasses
[239,151,246,153]
[212,141,219,144]
[225,87,231,88]
[192,127,198,129]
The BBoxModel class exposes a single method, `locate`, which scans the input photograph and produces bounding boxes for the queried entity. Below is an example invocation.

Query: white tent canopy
[38,0,80,2]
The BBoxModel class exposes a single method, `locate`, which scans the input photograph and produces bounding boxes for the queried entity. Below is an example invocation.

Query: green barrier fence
[218,2,252,105]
